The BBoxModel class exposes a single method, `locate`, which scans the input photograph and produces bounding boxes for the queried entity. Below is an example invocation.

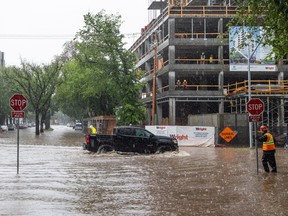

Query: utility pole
[151,32,158,125]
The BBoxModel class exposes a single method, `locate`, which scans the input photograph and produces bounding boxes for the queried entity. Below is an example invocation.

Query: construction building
[129,0,288,145]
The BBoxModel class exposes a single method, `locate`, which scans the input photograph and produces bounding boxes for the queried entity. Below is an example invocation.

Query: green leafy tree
[0,69,13,125]
[54,60,91,120]
[3,60,64,135]
[232,0,288,59]
[56,10,146,125]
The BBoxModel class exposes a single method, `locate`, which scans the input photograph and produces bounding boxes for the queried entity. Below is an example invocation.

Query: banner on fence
[145,126,215,147]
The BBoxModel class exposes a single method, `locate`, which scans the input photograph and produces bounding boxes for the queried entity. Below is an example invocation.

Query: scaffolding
[83,116,116,135]
[130,1,288,140]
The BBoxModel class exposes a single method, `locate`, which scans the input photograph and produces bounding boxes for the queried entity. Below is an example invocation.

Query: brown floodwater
[0,125,288,215]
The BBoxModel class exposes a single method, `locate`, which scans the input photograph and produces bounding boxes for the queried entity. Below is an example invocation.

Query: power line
[0,33,141,40]
[0,34,75,40]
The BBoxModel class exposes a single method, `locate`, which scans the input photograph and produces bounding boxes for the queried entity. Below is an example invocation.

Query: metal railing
[129,5,238,52]
[175,58,229,64]
[175,32,228,39]
[226,80,288,95]
[168,5,238,17]
[141,80,288,99]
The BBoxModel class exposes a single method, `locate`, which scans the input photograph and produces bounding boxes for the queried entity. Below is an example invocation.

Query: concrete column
[154,77,162,125]
[144,40,149,54]
[279,98,285,126]
[278,71,284,81]
[168,18,175,40]
[218,18,223,35]
[147,106,151,125]
[277,71,284,125]
[191,18,194,39]
[156,76,162,93]
[218,46,223,64]
[218,71,224,114]
[218,71,224,89]
[169,71,176,91]
[169,98,176,125]
[169,45,176,64]
[138,45,143,60]
[278,72,285,126]
[217,18,224,65]
[204,18,207,39]
[145,62,151,74]
[146,82,151,95]
[157,103,163,125]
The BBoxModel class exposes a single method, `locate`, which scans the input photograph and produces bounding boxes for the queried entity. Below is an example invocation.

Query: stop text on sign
[10,99,26,107]
[247,103,263,111]
[10,94,27,111]
[246,98,264,116]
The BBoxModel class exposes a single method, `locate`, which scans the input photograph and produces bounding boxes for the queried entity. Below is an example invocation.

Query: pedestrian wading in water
[257,125,277,173]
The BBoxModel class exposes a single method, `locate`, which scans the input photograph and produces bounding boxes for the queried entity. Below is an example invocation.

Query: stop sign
[246,98,264,115]
[10,94,27,111]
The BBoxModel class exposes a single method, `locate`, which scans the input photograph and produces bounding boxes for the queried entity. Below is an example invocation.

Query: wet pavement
[1,125,288,215]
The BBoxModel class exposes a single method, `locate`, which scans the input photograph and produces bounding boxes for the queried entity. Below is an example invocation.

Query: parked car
[7,124,15,131]
[18,123,28,129]
[1,125,8,131]
[74,123,83,130]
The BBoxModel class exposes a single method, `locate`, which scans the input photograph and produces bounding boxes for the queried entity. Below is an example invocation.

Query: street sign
[10,94,27,111]
[219,127,237,143]
[246,98,264,116]
[12,111,25,118]
[9,94,27,175]
[248,115,262,122]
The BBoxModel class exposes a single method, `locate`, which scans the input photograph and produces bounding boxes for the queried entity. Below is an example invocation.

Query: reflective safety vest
[262,132,275,151]
[91,127,97,134]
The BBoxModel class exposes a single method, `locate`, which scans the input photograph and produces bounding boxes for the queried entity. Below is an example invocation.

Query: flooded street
[1,125,288,215]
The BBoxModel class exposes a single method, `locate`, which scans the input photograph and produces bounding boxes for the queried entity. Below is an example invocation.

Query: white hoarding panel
[145,126,215,147]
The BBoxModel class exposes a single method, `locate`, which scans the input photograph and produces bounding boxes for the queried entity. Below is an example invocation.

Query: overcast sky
[0,0,149,66]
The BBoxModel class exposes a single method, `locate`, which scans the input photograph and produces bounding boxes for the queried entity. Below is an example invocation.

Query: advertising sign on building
[229,26,277,72]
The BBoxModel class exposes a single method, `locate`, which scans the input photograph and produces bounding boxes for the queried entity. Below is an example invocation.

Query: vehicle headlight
[172,138,178,144]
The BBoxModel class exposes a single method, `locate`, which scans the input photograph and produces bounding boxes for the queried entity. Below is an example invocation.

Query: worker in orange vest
[257,125,277,173]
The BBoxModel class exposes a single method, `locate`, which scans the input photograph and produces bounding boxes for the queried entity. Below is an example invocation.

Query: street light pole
[247,36,264,148]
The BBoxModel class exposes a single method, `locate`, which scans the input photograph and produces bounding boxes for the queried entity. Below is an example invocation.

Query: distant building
[0,51,5,67]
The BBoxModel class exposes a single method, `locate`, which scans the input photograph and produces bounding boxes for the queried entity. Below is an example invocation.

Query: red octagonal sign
[10,94,27,111]
[246,98,264,116]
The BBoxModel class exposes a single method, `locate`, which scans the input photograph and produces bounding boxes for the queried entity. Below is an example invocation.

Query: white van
[74,123,82,130]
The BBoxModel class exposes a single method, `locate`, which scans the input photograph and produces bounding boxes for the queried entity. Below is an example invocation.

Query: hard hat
[260,125,267,131]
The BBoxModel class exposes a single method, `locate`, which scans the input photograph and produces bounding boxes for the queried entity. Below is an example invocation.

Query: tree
[54,60,92,120]
[56,10,146,125]
[3,60,64,135]
[232,0,288,59]
[0,68,13,125]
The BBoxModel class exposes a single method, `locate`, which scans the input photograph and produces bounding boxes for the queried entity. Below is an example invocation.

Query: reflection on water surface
[0,126,288,215]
